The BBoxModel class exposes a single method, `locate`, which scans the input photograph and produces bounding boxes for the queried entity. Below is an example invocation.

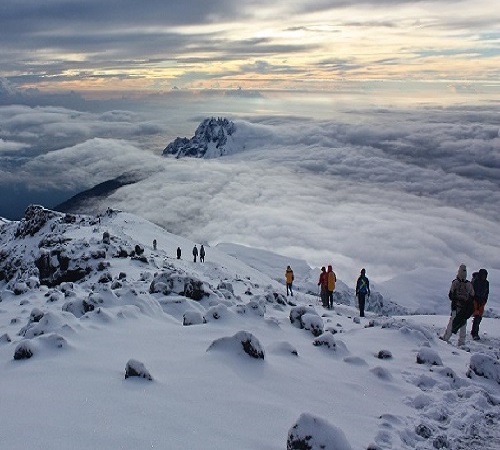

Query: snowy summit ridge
[162,117,239,158]
[1,205,500,450]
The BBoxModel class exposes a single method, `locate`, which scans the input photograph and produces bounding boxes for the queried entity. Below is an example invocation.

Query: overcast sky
[1,0,499,94]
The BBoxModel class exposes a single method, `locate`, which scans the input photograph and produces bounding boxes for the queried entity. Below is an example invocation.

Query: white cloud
[1,100,499,285]
[0,138,28,153]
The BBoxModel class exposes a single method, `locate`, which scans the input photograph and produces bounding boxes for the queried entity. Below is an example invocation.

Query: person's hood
[327,265,332,271]
[478,268,488,280]
[457,264,467,281]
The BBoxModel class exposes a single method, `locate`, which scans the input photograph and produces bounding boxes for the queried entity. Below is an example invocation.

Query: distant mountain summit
[163,117,239,159]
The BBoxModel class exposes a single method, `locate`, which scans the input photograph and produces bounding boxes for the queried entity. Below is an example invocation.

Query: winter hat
[321,266,326,271]
[328,265,332,271]
[457,264,467,281]
[361,268,366,275]
[479,268,488,279]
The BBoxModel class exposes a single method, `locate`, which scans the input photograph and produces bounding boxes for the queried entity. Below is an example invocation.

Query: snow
[0,208,499,449]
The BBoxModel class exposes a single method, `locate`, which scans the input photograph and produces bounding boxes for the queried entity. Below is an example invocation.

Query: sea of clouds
[1,90,499,284]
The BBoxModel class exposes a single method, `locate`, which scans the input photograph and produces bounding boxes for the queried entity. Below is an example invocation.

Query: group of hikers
[154,242,206,262]
[441,264,489,345]
[317,265,341,310]
[285,262,490,343]
[285,265,369,315]
[191,244,205,262]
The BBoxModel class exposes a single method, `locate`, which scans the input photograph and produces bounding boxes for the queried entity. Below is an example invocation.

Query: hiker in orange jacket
[285,265,294,296]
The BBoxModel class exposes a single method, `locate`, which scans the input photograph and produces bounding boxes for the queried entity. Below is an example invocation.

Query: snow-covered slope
[1,205,499,450]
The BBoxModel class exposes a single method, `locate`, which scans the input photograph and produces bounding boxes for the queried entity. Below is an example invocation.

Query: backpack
[453,279,470,304]
[358,278,368,295]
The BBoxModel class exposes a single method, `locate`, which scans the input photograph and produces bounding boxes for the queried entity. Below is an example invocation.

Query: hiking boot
[473,335,480,341]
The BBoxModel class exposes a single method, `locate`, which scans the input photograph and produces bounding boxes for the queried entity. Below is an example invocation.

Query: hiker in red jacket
[317,267,328,308]
[285,265,294,296]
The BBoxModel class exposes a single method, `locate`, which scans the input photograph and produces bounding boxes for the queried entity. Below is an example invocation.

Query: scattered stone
[183,311,206,326]
[377,350,392,360]
[287,412,353,450]
[416,348,442,366]
[415,423,433,439]
[207,331,265,360]
[467,353,500,384]
[125,359,153,380]
[14,341,34,360]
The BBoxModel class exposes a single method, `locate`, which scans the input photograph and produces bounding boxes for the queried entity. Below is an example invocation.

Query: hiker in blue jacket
[355,268,370,317]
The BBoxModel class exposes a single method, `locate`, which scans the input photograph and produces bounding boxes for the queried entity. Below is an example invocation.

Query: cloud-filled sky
[1,0,499,94]
[1,95,498,284]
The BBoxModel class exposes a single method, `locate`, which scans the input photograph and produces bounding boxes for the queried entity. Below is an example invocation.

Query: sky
[1,209,499,449]
[1,0,499,94]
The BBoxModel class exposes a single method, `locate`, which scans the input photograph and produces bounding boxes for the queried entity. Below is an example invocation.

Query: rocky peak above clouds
[162,117,238,158]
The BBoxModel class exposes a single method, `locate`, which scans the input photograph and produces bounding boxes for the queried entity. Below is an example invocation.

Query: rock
[207,331,265,359]
[14,341,34,360]
[416,348,442,366]
[287,413,353,450]
[125,359,153,380]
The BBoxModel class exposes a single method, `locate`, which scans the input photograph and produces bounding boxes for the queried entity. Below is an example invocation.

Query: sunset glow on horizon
[1,0,498,95]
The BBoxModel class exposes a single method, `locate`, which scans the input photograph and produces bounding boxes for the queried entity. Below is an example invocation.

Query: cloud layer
[3,96,497,284]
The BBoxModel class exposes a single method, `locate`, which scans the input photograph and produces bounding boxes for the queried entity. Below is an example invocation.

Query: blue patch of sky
[418,47,499,58]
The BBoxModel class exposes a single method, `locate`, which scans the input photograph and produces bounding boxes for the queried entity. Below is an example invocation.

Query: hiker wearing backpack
[355,268,370,317]
[317,267,328,308]
[326,265,336,309]
[471,268,489,340]
[441,264,475,346]
[200,245,206,263]
[285,265,294,296]
[192,245,198,262]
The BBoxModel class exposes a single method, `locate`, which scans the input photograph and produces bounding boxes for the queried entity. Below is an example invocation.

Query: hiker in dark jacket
[441,264,474,346]
[176,247,181,259]
[200,245,205,263]
[192,245,198,262]
[326,265,336,309]
[355,268,370,317]
[471,268,489,340]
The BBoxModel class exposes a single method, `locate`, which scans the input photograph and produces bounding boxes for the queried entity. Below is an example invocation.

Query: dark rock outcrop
[163,117,236,158]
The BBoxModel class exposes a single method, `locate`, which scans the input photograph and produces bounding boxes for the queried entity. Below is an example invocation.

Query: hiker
[471,268,489,340]
[317,266,328,307]
[176,247,181,259]
[192,245,198,262]
[153,239,157,251]
[355,268,370,317]
[441,264,474,346]
[200,245,205,263]
[326,265,336,309]
[285,265,294,296]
